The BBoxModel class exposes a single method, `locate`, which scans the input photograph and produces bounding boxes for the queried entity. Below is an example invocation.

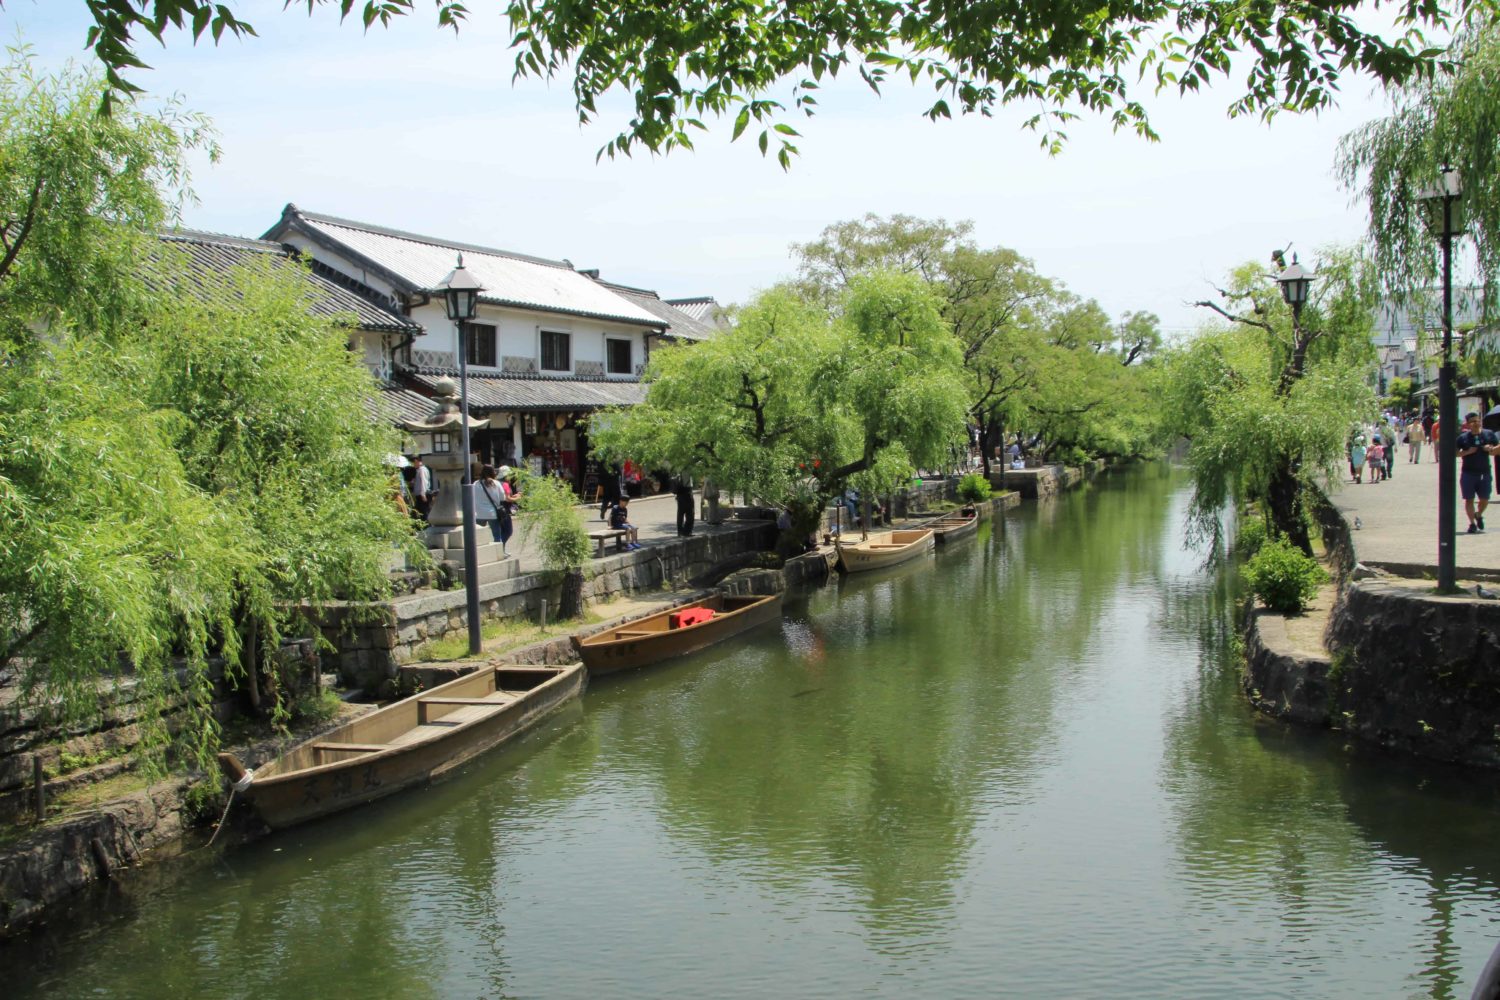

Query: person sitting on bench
[609,496,641,550]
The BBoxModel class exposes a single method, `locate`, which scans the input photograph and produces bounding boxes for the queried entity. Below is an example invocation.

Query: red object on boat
[670,607,716,629]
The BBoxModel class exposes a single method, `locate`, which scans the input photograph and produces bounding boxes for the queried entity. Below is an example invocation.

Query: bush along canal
[7,464,1500,998]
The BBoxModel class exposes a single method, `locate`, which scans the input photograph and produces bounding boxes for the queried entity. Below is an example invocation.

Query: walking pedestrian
[1367,437,1385,483]
[475,465,514,554]
[1349,433,1367,484]
[1458,412,1500,532]
[599,463,623,520]
[674,475,695,536]
[1379,421,1397,479]
[1407,419,1426,464]
[411,455,435,522]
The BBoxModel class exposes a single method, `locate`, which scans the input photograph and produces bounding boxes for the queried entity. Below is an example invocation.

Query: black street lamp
[437,254,486,654]
[1275,255,1314,322]
[1417,166,1464,592]
[1274,254,1316,389]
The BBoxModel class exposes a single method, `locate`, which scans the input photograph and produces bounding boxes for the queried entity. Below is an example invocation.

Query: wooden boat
[836,528,935,573]
[573,592,783,675]
[217,663,584,829]
[928,509,979,544]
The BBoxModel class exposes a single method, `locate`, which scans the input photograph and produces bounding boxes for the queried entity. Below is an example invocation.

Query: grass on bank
[412,599,623,663]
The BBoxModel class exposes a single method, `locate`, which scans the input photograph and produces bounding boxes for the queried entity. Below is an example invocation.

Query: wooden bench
[588,528,631,556]
[416,694,512,725]
[310,741,393,755]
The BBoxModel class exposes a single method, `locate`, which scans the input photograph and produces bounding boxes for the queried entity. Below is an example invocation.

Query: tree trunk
[559,570,585,620]
[1267,458,1311,554]
[242,616,262,713]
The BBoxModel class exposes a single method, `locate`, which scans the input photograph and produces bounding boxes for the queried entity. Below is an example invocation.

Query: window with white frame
[606,338,632,375]
[540,330,571,372]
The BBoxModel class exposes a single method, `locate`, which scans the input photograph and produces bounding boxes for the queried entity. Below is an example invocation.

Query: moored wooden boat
[573,592,783,675]
[217,663,584,830]
[928,510,979,544]
[836,528,935,573]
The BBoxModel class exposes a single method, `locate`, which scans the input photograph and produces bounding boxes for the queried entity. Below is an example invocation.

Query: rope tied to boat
[205,769,254,849]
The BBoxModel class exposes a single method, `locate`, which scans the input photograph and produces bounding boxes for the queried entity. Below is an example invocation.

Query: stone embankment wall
[0,779,194,933]
[325,521,777,693]
[995,462,1097,500]
[1244,489,1500,769]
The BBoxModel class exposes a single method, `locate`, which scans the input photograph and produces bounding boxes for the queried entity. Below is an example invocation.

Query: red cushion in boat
[669,607,716,629]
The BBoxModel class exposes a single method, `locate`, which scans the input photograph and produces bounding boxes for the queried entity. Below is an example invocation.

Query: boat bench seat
[611,629,659,638]
[588,529,631,556]
[311,741,393,754]
[416,693,512,725]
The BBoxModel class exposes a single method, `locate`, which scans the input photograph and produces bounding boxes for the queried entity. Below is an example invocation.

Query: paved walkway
[500,490,736,572]
[1325,451,1500,577]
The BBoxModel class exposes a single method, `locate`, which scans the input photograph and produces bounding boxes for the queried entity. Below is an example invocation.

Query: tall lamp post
[1417,166,1463,592]
[436,254,486,654]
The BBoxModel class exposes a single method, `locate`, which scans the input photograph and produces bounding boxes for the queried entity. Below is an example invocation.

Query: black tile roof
[404,370,647,411]
[597,283,719,341]
[154,229,420,334]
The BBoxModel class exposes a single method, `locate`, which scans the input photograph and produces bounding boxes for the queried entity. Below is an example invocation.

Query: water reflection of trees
[1158,527,1500,999]
[569,466,1183,947]
[11,466,1198,995]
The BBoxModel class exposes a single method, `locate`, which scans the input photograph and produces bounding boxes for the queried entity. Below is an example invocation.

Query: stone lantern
[401,378,514,583]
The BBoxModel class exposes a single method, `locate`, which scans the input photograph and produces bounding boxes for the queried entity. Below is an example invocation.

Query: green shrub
[1235,515,1269,558]
[956,472,993,504]
[516,473,591,573]
[1243,538,1327,614]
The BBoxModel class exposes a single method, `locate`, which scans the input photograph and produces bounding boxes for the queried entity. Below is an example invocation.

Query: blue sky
[8,2,1400,336]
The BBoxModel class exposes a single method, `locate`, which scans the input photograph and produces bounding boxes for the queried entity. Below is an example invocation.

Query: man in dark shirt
[1456,411,1500,533]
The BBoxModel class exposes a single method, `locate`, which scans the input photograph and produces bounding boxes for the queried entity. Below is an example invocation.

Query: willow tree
[1164,249,1379,552]
[795,216,1054,473]
[0,54,413,772]
[1338,16,1500,301]
[591,273,967,541]
[793,214,1163,471]
[77,1,1463,162]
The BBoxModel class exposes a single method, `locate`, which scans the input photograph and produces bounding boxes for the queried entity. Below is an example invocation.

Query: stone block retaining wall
[994,464,1091,500]
[1246,485,1500,770]
[325,521,776,692]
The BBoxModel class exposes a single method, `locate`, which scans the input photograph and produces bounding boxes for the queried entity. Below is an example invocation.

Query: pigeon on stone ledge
[1354,517,1362,530]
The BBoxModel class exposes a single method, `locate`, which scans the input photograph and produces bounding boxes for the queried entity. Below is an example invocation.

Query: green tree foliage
[1385,375,1416,411]
[0,50,215,354]
[1338,16,1500,304]
[793,214,1164,469]
[514,471,591,574]
[0,54,413,771]
[138,255,415,625]
[591,274,967,535]
[1163,249,1378,552]
[75,1,1465,161]
[1116,311,1163,366]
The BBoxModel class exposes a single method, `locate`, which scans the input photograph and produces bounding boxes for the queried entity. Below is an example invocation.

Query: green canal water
[11,465,1500,998]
